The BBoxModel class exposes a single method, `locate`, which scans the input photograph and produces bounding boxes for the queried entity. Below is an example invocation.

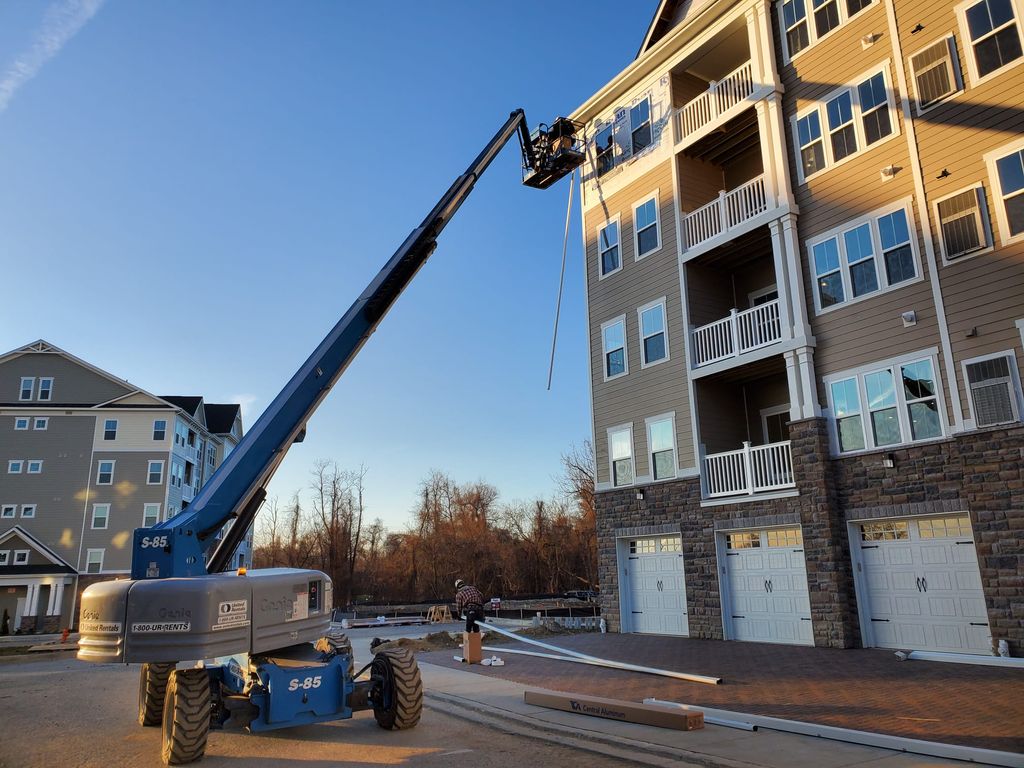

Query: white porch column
[769,218,794,340]
[26,581,40,616]
[784,350,804,422]
[779,213,813,341]
[745,8,765,88]
[761,92,796,211]
[48,581,64,616]
[785,347,822,420]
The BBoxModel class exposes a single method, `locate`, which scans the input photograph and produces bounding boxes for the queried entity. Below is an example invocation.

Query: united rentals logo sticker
[80,621,121,634]
[212,599,250,631]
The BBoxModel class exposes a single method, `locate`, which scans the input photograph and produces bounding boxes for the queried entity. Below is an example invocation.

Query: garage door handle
[921,578,927,592]
[916,577,922,592]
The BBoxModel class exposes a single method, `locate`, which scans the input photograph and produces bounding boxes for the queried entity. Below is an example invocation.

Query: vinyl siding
[898,0,1024,420]
[0,354,132,405]
[92,410,174,452]
[585,161,695,484]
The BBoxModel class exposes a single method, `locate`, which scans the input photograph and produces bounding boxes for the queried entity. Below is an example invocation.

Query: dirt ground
[0,653,638,768]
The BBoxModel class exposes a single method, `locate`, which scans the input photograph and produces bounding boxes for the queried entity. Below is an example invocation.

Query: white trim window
[153,419,167,441]
[147,460,164,485]
[103,419,117,440]
[809,202,918,312]
[956,0,1024,85]
[33,417,48,430]
[780,0,876,61]
[19,377,34,401]
[91,503,110,530]
[96,460,115,485]
[7,460,22,474]
[909,36,963,112]
[1,504,15,519]
[630,97,652,154]
[826,354,945,454]
[0,551,7,566]
[646,414,677,481]
[638,299,669,367]
[793,64,898,183]
[598,217,621,277]
[13,550,29,565]
[595,123,615,178]
[601,316,628,380]
[26,460,42,474]
[20,504,36,518]
[85,548,104,574]
[935,185,992,260]
[633,194,661,259]
[608,425,635,487]
[143,503,161,527]
[986,139,1024,244]
[14,417,29,430]
[37,378,53,402]
[962,351,1023,427]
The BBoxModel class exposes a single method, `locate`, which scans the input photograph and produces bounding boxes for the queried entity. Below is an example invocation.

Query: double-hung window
[827,355,944,453]
[8,460,22,474]
[595,124,615,177]
[37,378,52,401]
[143,503,161,527]
[609,426,634,487]
[14,417,29,430]
[634,196,660,258]
[598,218,621,277]
[935,186,991,259]
[958,0,1023,83]
[26,460,42,474]
[602,317,627,380]
[19,377,34,401]
[13,551,28,565]
[630,98,652,154]
[909,37,962,111]
[103,419,117,440]
[1,505,15,519]
[646,416,676,481]
[809,203,918,311]
[638,300,668,366]
[794,65,897,182]
[153,419,167,440]
[33,418,47,430]
[780,0,875,60]
[96,460,115,485]
[988,141,1024,242]
[147,461,164,485]
[21,504,36,518]
[86,549,104,574]
[91,503,110,530]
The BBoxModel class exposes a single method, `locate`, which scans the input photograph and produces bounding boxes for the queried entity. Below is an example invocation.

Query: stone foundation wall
[596,417,1024,652]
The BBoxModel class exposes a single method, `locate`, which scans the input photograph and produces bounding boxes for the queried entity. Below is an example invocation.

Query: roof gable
[0,526,76,570]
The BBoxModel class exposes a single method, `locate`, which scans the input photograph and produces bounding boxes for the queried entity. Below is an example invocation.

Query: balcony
[692,298,782,368]
[673,61,755,146]
[682,174,768,251]
[703,440,795,499]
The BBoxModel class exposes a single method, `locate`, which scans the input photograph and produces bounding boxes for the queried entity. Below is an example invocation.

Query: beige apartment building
[0,341,246,633]
[576,0,1024,654]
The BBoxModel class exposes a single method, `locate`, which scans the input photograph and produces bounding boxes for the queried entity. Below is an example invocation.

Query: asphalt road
[0,637,630,768]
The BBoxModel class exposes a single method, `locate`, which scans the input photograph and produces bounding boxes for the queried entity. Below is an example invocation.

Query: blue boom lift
[76,110,584,764]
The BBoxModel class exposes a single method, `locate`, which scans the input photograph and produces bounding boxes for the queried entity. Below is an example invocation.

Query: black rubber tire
[372,647,422,730]
[160,668,211,765]
[138,662,175,727]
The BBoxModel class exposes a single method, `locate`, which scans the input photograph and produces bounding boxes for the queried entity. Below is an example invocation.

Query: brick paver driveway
[421,633,1024,753]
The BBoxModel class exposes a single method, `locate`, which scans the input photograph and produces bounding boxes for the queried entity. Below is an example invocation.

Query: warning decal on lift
[80,621,121,634]
[213,599,250,631]
[131,622,191,633]
[288,592,309,622]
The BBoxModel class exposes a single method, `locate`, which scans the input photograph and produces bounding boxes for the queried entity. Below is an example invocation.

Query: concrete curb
[425,688,759,768]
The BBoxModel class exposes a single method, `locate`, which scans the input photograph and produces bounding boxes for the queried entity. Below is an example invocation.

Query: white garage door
[855,515,990,654]
[723,528,813,645]
[624,535,688,636]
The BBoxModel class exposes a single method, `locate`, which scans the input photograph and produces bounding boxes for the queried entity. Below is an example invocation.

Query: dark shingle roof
[161,396,203,416]
[204,403,241,434]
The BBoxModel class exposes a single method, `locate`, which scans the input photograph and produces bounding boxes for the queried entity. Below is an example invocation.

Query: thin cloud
[229,393,261,423]
[0,0,105,114]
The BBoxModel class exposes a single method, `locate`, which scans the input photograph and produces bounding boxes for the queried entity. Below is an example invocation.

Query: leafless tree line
[253,442,596,606]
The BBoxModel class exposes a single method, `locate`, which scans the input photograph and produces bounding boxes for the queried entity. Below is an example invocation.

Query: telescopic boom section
[132,109,584,579]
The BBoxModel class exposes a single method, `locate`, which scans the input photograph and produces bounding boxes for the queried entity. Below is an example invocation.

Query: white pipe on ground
[905,650,1024,668]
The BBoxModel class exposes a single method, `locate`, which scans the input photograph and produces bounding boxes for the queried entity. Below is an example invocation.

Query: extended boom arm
[131,109,583,579]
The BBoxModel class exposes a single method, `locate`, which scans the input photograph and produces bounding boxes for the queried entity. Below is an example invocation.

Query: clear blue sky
[0,1,655,530]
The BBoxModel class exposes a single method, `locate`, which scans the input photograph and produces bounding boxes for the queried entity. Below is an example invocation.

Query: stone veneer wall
[595,417,1024,652]
[596,417,859,648]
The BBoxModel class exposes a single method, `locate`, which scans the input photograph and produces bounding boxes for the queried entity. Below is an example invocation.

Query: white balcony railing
[703,440,795,498]
[692,298,782,368]
[682,175,768,250]
[673,61,756,143]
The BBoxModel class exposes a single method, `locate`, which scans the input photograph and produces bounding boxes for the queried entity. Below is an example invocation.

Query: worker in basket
[454,578,485,633]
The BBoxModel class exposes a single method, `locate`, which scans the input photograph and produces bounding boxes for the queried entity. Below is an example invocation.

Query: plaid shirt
[455,584,485,612]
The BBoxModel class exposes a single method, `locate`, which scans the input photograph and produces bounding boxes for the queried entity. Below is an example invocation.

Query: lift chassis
[77,110,584,765]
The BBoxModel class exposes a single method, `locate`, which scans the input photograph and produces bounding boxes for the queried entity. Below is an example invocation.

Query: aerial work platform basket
[521,116,585,189]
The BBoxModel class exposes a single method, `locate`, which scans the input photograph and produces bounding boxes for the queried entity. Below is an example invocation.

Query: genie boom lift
[76,110,584,764]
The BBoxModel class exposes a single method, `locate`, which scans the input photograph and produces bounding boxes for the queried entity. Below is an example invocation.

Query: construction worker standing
[454,579,485,633]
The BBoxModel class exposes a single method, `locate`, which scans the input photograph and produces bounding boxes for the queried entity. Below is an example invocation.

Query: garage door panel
[923,571,953,591]
[771,596,795,614]
[960,597,987,617]
[886,547,914,565]
[624,537,688,637]
[955,570,982,590]
[896,623,927,646]
[890,571,918,591]
[927,597,957,617]
[952,546,979,564]
[862,548,886,565]
[767,552,788,568]
[873,622,897,645]
[921,546,950,565]
[894,596,922,616]
[933,625,964,649]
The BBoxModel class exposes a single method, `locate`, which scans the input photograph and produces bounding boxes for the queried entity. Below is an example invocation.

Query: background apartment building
[577,0,1023,654]
[0,341,248,633]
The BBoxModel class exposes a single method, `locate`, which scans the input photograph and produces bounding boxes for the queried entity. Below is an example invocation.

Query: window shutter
[911,38,956,109]
[966,356,1018,426]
